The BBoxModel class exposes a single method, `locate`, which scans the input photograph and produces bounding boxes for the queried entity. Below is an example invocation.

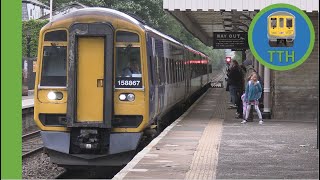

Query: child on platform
[241,73,263,124]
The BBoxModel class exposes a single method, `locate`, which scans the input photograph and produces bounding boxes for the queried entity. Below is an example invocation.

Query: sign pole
[50,0,53,21]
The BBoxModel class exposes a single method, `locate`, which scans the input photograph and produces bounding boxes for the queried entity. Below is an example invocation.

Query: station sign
[231,49,246,51]
[213,32,248,49]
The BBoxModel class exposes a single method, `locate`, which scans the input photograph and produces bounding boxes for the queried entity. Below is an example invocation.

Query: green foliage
[22,19,49,57]
[233,51,243,63]
[38,0,112,9]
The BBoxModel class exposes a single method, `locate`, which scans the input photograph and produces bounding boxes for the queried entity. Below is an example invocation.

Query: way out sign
[213,32,248,49]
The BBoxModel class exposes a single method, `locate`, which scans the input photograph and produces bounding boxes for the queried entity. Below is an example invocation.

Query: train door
[67,23,113,128]
[147,35,156,120]
[77,37,104,122]
[152,38,159,115]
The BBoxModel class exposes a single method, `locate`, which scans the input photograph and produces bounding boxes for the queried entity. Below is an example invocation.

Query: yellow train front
[34,8,212,167]
[267,11,295,47]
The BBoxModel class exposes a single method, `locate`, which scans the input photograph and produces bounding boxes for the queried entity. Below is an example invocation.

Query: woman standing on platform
[241,72,263,124]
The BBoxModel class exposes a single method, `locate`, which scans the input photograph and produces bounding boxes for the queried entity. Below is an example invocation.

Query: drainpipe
[262,67,271,119]
[254,58,258,72]
[258,62,263,79]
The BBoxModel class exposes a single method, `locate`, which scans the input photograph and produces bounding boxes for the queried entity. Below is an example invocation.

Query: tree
[233,51,243,64]
[22,20,49,57]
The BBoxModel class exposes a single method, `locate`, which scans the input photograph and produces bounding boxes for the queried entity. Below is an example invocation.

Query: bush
[22,19,49,57]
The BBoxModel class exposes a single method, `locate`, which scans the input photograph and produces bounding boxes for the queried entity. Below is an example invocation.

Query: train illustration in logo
[267,11,295,47]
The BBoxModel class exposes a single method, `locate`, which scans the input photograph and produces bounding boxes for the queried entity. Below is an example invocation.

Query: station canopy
[163,0,319,46]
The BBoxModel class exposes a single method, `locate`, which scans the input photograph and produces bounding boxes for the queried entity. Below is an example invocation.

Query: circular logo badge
[248,3,315,71]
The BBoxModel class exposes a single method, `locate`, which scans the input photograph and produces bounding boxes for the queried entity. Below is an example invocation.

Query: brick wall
[272,12,319,121]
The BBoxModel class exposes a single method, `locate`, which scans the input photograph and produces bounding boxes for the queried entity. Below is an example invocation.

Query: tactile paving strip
[184,118,223,180]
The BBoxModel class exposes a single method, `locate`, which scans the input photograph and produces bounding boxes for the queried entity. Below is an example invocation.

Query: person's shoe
[229,104,237,108]
[241,120,247,124]
[259,120,263,125]
[235,114,243,119]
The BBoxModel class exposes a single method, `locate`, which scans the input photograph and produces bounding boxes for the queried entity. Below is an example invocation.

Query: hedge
[22,19,49,57]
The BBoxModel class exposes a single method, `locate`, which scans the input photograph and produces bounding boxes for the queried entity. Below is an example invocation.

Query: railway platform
[113,88,319,179]
[22,95,34,109]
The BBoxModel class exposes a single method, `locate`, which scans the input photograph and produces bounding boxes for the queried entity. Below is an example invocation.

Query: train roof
[268,11,295,17]
[50,7,208,57]
[51,7,145,28]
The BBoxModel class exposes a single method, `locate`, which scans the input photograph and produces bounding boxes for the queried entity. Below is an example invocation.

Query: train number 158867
[115,77,142,88]
[117,80,140,86]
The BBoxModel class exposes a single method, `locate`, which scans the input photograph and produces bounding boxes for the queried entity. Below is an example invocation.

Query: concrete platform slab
[22,96,34,109]
[113,88,319,179]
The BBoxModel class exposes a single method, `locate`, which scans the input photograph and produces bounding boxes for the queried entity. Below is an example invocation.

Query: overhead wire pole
[50,0,53,21]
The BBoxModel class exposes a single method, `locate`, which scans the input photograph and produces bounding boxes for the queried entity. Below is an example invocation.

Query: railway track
[22,130,44,158]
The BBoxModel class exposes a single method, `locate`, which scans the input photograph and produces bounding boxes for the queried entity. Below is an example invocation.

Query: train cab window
[286,18,293,28]
[40,46,67,86]
[279,18,284,28]
[44,30,67,41]
[116,46,141,77]
[116,31,139,42]
[271,18,277,28]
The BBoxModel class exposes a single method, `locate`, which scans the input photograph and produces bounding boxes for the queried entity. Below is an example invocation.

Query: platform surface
[113,88,319,179]
[22,95,34,109]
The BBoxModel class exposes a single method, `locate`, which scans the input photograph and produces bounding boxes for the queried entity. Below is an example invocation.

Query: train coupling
[78,129,99,150]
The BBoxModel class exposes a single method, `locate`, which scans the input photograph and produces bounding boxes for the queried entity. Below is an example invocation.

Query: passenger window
[149,56,154,85]
[161,57,165,84]
[171,59,174,83]
[286,18,293,28]
[116,31,139,42]
[116,47,141,77]
[156,57,162,85]
[270,18,277,28]
[279,18,284,28]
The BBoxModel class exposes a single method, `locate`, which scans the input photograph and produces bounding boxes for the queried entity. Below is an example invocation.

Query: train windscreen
[116,46,141,78]
[286,18,293,28]
[271,18,277,28]
[40,46,67,86]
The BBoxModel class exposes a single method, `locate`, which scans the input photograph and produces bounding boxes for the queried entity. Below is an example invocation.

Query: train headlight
[119,93,135,101]
[127,94,135,102]
[47,91,63,100]
[119,94,127,101]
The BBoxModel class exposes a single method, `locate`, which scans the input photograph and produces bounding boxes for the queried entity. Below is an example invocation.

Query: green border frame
[1,0,22,179]
[248,3,315,71]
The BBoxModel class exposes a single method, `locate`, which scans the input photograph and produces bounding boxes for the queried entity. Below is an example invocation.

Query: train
[268,11,295,47]
[33,7,216,167]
